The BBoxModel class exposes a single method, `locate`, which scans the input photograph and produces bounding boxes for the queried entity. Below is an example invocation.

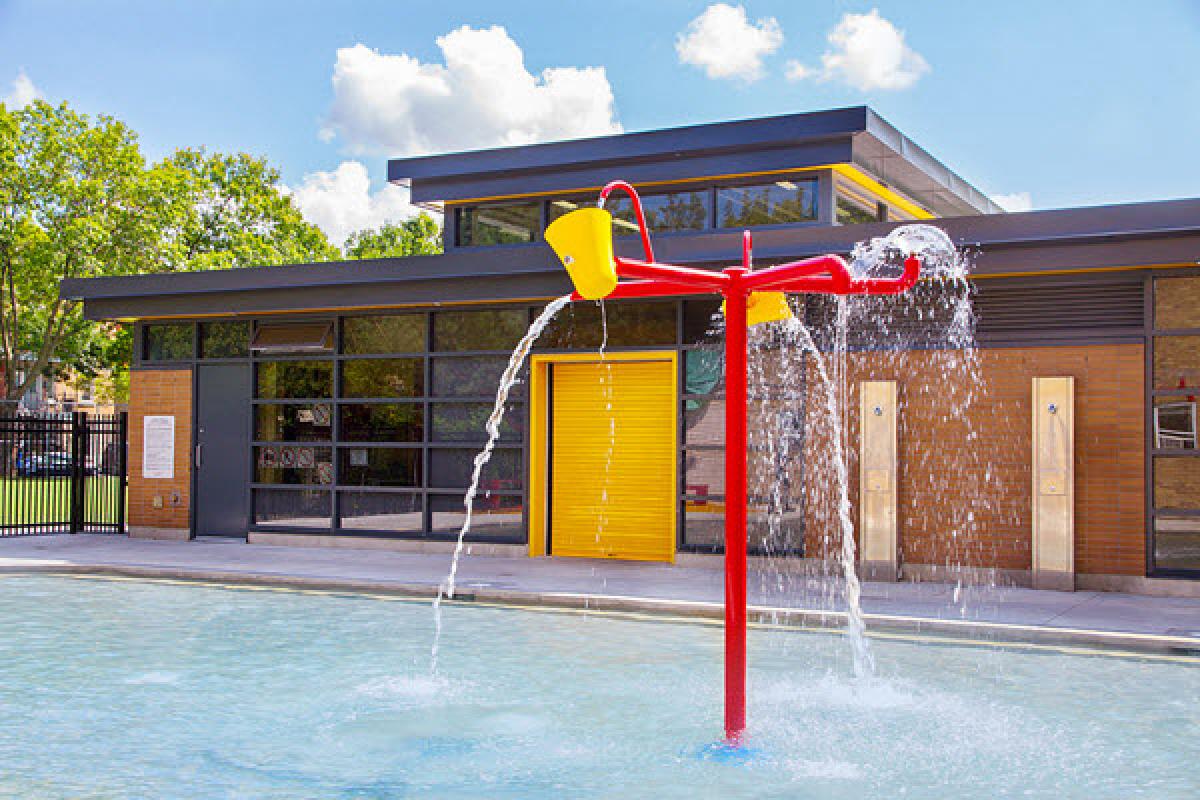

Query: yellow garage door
[550,359,676,561]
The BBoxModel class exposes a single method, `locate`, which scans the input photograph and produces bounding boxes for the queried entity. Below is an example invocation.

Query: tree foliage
[344,213,442,260]
[0,100,337,401]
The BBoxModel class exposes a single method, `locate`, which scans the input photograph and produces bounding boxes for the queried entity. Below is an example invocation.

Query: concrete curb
[5,562,1199,657]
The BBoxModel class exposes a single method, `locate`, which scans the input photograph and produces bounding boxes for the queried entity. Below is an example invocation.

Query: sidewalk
[2,534,1199,654]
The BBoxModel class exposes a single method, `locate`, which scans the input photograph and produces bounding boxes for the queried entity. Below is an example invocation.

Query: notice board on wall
[143,415,175,479]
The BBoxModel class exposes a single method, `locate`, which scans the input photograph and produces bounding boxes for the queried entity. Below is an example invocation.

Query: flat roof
[61,196,1200,322]
[388,106,1002,217]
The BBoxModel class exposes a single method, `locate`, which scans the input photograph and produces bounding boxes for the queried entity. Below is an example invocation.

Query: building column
[859,380,898,581]
[1032,376,1075,590]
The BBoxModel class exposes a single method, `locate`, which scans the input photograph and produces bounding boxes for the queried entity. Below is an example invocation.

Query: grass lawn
[0,476,124,528]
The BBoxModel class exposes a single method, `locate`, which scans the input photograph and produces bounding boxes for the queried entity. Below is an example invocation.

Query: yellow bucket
[723,291,794,326]
[544,207,618,300]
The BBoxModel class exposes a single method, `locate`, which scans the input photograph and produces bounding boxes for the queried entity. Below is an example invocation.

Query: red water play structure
[545,181,921,744]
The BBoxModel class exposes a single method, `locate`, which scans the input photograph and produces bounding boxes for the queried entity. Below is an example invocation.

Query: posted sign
[143,415,175,479]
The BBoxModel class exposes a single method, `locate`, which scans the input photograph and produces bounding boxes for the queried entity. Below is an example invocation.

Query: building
[60,107,1200,593]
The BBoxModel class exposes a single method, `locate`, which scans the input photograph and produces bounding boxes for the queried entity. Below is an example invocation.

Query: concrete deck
[2,534,1199,655]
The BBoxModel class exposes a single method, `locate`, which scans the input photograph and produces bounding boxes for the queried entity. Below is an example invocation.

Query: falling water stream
[430,294,572,672]
[433,223,975,686]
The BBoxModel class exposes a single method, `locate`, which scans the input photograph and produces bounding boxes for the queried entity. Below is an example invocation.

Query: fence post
[70,412,87,534]
[118,412,129,534]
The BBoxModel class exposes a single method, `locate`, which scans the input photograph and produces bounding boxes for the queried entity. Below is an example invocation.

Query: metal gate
[0,412,127,535]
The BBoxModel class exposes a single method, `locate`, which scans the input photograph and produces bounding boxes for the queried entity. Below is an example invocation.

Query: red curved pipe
[598,180,655,264]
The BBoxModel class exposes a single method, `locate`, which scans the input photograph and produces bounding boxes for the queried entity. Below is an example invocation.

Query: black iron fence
[0,412,127,535]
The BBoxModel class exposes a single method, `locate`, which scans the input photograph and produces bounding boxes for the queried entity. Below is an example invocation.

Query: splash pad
[544,181,922,743]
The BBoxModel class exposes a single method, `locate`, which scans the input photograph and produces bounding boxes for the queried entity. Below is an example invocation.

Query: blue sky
[2,1,1198,242]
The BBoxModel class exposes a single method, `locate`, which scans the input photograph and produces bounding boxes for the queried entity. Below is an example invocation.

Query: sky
[2,0,1198,245]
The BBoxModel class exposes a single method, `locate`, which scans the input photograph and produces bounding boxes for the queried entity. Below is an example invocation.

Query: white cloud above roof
[3,70,41,109]
[992,192,1033,212]
[676,3,783,82]
[285,160,430,247]
[787,9,929,91]
[321,26,622,157]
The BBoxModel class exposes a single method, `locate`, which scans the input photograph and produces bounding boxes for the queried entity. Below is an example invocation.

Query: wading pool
[0,575,1196,798]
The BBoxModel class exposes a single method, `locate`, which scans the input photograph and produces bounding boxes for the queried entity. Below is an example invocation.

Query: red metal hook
[598,180,655,264]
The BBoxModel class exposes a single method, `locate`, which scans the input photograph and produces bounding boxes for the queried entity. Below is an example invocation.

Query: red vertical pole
[722,268,748,744]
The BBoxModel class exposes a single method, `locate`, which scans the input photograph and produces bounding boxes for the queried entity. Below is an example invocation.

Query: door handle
[194,443,202,468]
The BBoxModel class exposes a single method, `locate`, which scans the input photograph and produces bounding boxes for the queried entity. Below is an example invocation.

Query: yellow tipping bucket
[544,207,618,300]
[723,291,795,326]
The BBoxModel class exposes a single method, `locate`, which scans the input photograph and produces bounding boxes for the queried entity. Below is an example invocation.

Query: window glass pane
[683,300,722,343]
[143,324,193,361]
[340,492,423,532]
[684,448,725,496]
[1154,456,1200,510]
[199,321,249,358]
[343,314,425,354]
[455,203,539,246]
[432,356,525,398]
[433,309,528,351]
[685,349,723,398]
[431,493,522,537]
[1153,335,1200,390]
[256,361,333,399]
[253,489,331,528]
[254,403,333,442]
[429,448,522,490]
[607,190,710,236]
[1155,276,1200,330]
[341,358,424,398]
[339,447,422,487]
[1154,514,1200,570]
[686,396,725,446]
[339,404,423,442]
[684,497,725,550]
[748,497,805,555]
[431,403,524,442]
[539,301,676,349]
[835,178,883,224]
[250,322,332,353]
[255,445,333,485]
[1153,396,1197,450]
[717,179,818,227]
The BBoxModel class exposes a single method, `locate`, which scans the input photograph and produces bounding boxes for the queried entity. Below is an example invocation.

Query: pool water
[0,575,1196,799]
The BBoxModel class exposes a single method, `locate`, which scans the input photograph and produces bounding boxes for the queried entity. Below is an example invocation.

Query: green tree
[344,213,442,260]
[0,100,338,402]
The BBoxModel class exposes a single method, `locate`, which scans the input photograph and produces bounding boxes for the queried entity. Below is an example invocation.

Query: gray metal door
[194,364,251,537]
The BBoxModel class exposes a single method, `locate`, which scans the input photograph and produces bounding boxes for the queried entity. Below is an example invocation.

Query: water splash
[430,295,572,672]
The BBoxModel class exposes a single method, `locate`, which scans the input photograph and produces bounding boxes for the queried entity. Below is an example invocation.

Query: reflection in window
[199,321,249,358]
[250,322,332,353]
[539,301,676,349]
[683,299,723,343]
[429,448,522,490]
[432,356,525,398]
[455,203,539,246]
[1154,276,1200,330]
[685,396,725,446]
[1154,397,1197,450]
[431,493,522,536]
[341,358,424,398]
[718,179,818,227]
[549,189,711,237]
[339,447,422,487]
[433,309,528,351]
[254,404,333,442]
[253,488,331,528]
[684,499,725,550]
[343,314,425,354]
[684,448,725,497]
[431,403,524,442]
[835,178,883,225]
[254,445,333,485]
[143,324,193,361]
[1153,336,1200,390]
[256,361,333,399]
[340,492,423,532]
[339,404,423,442]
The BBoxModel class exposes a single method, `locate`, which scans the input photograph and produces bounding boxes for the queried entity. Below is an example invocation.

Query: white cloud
[676,3,783,82]
[3,70,41,109]
[992,192,1033,213]
[285,161,432,247]
[787,9,929,91]
[322,26,622,156]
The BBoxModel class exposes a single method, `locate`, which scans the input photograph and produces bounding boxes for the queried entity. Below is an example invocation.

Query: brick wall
[799,344,1145,577]
[128,368,192,537]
